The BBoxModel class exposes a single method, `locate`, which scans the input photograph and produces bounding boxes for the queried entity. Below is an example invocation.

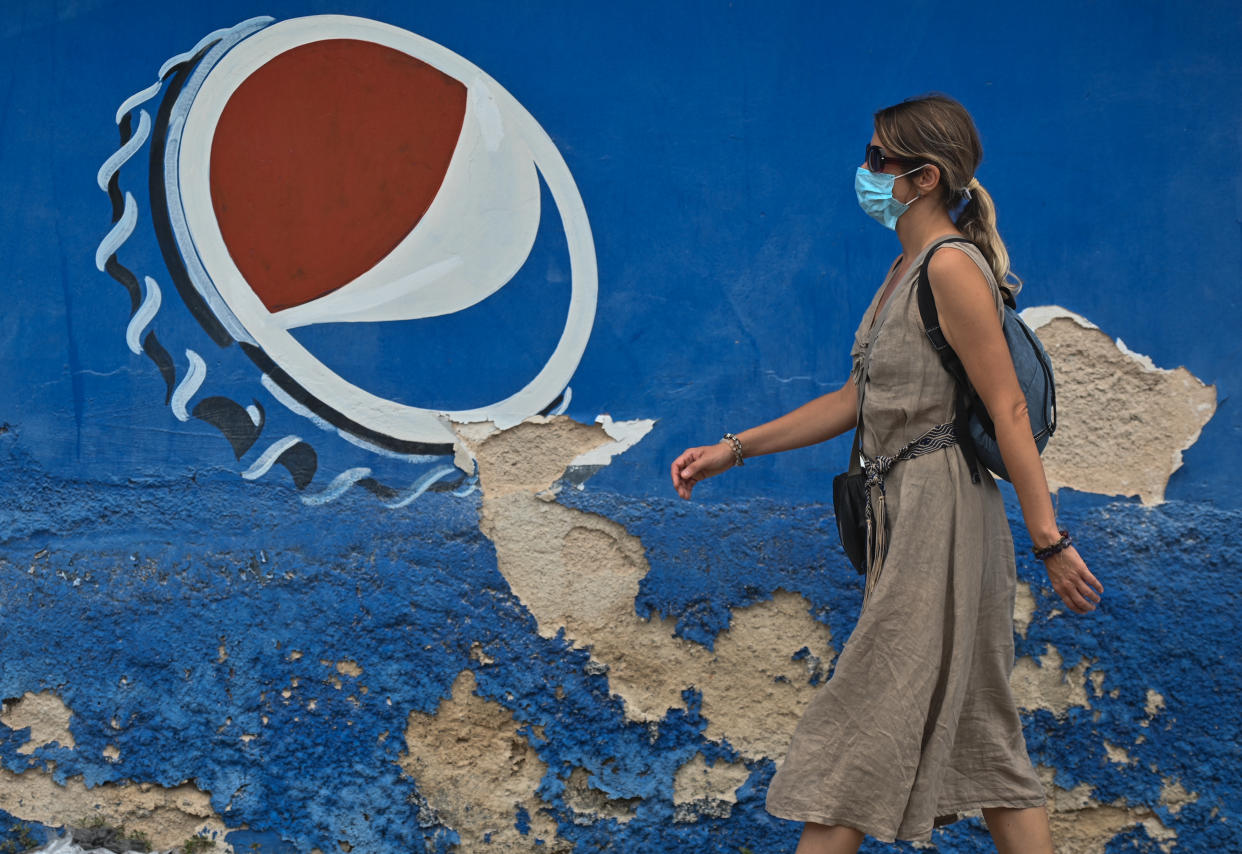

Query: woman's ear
[916,163,942,194]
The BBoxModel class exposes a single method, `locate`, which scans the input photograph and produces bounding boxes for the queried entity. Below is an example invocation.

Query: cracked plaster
[1023,308,1216,506]
[671,752,751,822]
[0,768,233,852]
[460,416,834,760]
[562,768,639,825]
[0,694,233,849]
[1011,644,1091,716]
[398,669,570,853]
[672,753,751,806]
[2,692,75,755]
[1013,581,1035,639]
[1038,767,1178,854]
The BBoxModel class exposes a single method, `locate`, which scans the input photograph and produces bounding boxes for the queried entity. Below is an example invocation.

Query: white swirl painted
[170,349,207,421]
[125,276,162,355]
[241,435,303,480]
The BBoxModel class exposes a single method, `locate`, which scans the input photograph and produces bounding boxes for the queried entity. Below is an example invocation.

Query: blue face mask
[854,164,925,230]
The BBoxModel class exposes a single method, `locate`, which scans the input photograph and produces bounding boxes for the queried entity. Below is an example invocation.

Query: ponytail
[955,178,1022,299]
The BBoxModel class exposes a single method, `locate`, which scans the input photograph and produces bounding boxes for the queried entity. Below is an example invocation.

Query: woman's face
[864,132,930,201]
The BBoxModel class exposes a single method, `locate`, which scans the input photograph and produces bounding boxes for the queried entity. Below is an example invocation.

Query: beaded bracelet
[1032,530,1072,561]
[721,433,745,467]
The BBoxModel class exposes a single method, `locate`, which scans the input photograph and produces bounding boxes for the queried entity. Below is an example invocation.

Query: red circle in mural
[209,39,468,314]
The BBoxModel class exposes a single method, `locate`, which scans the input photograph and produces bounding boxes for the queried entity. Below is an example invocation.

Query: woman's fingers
[670,448,705,500]
[1046,547,1101,614]
[671,444,734,500]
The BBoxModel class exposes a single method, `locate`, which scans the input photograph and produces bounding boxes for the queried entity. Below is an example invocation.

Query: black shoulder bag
[832,423,869,575]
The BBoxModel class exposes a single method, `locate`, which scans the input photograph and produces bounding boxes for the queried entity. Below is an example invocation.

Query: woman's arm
[670,380,858,500]
[928,248,1103,613]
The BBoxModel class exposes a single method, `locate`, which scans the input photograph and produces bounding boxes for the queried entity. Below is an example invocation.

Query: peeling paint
[1010,644,1090,716]
[1103,741,1135,765]
[1014,581,1035,639]
[672,753,750,809]
[1144,689,1166,719]
[1159,778,1198,815]
[468,417,833,758]
[563,768,639,824]
[1,693,75,755]
[399,670,569,852]
[1039,767,1177,853]
[1023,306,1216,505]
[0,768,233,851]
[562,415,656,488]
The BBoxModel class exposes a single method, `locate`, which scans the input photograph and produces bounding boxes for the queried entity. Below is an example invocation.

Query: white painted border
[175,15,597,445]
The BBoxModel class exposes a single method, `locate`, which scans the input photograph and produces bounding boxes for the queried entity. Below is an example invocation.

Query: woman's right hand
[670,441,736,500]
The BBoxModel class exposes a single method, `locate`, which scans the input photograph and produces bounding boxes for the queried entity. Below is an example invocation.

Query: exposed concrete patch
[454,417,615,496]
[1,692,76,754]
[672,753,750,808]
[698,593,832,760]
[1011,645,1090,716]
[1014,581,1035,639]
[398,670,570,852]
[335,660,362,677]
[1038,766,1177,853]
[1159,778,1198,815]
[1103,741,1135,765]
[563,768,639,825]
[1144,689,1166,719]
[0,768,233,851]
[1022,307,1216,506]
[466,417,835,760]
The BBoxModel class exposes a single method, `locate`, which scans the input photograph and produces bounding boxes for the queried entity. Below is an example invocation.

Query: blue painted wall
[1,1,1239,851]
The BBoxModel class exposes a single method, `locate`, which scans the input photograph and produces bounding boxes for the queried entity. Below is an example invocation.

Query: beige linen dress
[764,241,1046,843]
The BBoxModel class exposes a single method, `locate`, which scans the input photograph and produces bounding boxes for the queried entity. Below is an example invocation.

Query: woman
[670,94,1103,853]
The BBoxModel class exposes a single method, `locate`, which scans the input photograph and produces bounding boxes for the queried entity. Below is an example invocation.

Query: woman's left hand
[1042,546,1103,614]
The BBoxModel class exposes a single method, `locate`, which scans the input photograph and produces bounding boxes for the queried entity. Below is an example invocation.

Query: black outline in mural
[237,345,454,458]
[191,397,266,459]
[147,46,236,349]
[272,440,317,491]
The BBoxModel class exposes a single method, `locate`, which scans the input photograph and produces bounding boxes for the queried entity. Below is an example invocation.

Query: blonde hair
[874,94,1021,297]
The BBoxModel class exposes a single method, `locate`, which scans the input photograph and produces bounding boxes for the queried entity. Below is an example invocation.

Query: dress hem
[764,805,907,844]
[766,795,1048,844]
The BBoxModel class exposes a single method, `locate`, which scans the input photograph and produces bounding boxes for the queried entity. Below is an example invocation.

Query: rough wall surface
[2,2,1241,853]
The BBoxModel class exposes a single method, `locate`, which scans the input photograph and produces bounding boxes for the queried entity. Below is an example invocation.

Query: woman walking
[670,94,1102,853]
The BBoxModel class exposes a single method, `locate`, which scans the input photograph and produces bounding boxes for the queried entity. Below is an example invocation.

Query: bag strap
[916,236,984,483]
[847,413,864,474]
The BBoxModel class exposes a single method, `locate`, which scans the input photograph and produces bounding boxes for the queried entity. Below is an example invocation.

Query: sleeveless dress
[764,241,1046,843]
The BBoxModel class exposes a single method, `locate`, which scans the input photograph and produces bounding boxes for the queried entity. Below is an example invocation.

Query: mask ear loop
[895,164,927,207]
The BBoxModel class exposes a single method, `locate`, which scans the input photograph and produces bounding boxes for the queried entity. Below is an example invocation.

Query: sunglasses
[864,144,917,173]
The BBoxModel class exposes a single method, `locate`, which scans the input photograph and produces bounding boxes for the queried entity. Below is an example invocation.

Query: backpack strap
[916,236,984,484]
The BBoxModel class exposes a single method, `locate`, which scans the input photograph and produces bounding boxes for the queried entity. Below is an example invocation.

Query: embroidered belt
[862,421,959,595]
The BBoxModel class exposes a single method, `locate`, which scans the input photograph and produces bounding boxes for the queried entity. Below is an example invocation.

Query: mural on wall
[97,14,597,504]
[2,2,1240,852]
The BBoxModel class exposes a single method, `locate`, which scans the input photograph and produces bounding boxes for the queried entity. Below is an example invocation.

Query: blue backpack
[916,237,1057,482]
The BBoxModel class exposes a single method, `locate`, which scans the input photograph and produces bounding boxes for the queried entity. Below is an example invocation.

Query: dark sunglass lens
[866,146,884,172]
